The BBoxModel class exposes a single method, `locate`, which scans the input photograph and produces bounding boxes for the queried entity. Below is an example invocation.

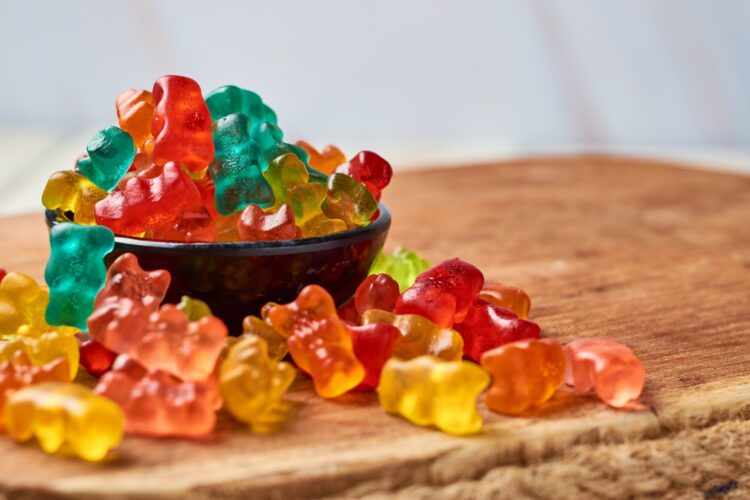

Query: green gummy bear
[369,247,431,292]
[205,85,277,127]
[209,113,274,215]
[44,223,115,329]
[322,173,377,227]
[251,122,327,184]
[76,126,135,191]
[177,295,213,321]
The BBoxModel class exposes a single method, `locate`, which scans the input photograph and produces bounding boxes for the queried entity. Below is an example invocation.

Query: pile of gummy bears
[0,75,647,463]
[42,75,392,242]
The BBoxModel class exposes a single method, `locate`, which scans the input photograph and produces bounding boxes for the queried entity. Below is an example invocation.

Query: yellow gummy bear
[220,335,296,432]
[0,272,77,338]
[41,171,107,225]
[0,331,79,380]
[377,355,490,435]
[361,309,464,361]
[4,382,124,461]
[242,315,288,360]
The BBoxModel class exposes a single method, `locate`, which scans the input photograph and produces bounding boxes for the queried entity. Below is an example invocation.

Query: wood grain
[0,155,747,499]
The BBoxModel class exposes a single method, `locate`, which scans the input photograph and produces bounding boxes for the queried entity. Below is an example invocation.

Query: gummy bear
[205,85,277,127]
[75,126,135,191]
[395,258,485,328]
[150,204,217,242]
[322,173,378,228]
[116,89,155,148]
[77,332,117,376]
[178,295,213,321]
[563,338,646,408]
[0,272,50,337]
[5,382,123,461]
[350,323,399,391]
[151,75,215,174]
[335,151,393,201]
[220,335,296,431]
[377,355,489,435]
[296,141,346,174]
[45,223,114,330]
[237,204,300,241]
[265,285,364,398]
[480,338,565,414]
[479,281,531,320]
[42,171,108,225]
[250,122,324,182]
[242,315,288,360]
[263,153,345,237]
[95,162,201,236]
[369,247,431,293]
[337,273,400,324]
[0,353,69,427]
[95,355,221,437]
[209,113,274,215]
[454,298,541,362]
[0,331,79,380]
[94,252,170,315]
[361,309,464,361]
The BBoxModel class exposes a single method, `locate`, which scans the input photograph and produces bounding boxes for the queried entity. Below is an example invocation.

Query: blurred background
[1,0,749,215]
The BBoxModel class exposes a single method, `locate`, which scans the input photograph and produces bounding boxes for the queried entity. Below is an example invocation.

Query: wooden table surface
[0,155,748,499]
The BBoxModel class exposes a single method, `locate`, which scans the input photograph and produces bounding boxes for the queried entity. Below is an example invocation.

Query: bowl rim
[44,204,391,256]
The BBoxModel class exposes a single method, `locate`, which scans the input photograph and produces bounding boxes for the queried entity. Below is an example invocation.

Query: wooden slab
[0,155,748,499]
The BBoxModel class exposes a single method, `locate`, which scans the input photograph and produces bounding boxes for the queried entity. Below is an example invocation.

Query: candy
[350,323,399,390]
[116,89,155,148]
[361,309,463,361]
[237,204,299,241]
[76,127,135,191]
[4,382,124,461]
[44,223,114,330]
[369,247,431,293]
[454,298,541,362]
[337,273,400,324]
[209,113,274,215]
[377,356,489,435]
[95,252,169,312]
[563,338,645,408]
[265,285,364,398]
[95,162,201,236]
[395,258,484,328]
[322,173,378,228]
[220,335,296,431]
[151,75,214,173]
[0,331,79,380]
[0,272,50,337]
[480,339,565,414]
[335,151,393,201]
[242,315,288,360]
[77,332,117,376]
[178,295,213,321]
[205,85,277,126]
[296,141,346,174]
[0,353,69,426]
[95,355,221,437]
[150,204,217,242]
[479,281,531,319]
[251,123,324,181]
[42,171,108,225]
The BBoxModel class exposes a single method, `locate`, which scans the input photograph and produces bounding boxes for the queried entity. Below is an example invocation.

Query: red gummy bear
[334,151,393,201]
[394,258,485,328]
[95,253,170,313]
[95,162,201,236]
[454,298,541,362]
[151,75,215,173]
[95,355,221,437]
[0,269,6,283]
[237,204,299,242]
[338,274,400,324]
[350,323,400,391]
[77,333,117,376]
[151,204,217,243]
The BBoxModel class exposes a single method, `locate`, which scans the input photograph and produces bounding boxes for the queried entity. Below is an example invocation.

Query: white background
[1,0,749,214]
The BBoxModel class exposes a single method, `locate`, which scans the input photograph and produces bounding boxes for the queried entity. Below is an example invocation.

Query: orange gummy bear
[479,281,531,319]
[296,140,346,174]
[116,89,155,148]
[563,338,645,408]
[265,285,364,398]
[480,338,565,414]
